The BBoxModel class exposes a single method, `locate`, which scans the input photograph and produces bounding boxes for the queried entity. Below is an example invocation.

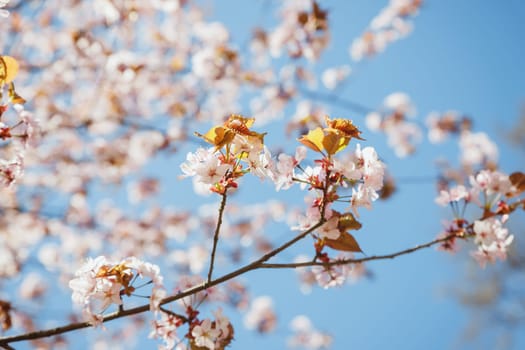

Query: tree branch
[207,192,228,283]
[298,88,374,115]
[259,233,462,269]
[0,220,324,346]
[1,186,473,346]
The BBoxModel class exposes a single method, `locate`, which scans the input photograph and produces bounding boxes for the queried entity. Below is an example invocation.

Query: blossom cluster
[266,0,330,61]
[292,252,367,293]
[149,307,234,350]
[243,296,277,333]
[471,215,514,268]
[272,117,384,287]
[350,0,422,61]
[69,256,165,326]
[190,310,234,350]
[181,114,271,195]
[435,170,523,268]
[184,115,386,245]
[180,115,384,291]
[365,92,421,157]
[425,111,471,144]
[0,55,39,187]
[287,315,332,350]
[287,142,385,233]
[426,110,499,168]
[147,275,235,350]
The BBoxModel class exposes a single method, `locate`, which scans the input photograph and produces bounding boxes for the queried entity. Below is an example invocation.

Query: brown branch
[0,220,324,346]
[0,343,15,350]
[298,87,373,115]
[260,233,462,269]
[159,307,189,323]
[207,192,228,283]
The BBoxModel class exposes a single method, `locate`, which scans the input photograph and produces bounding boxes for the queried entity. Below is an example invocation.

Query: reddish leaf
[324,232,362,253]
[337,212,362,231]
[509,172,525,194]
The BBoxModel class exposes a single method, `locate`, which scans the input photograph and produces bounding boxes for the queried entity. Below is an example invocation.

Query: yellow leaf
[8,83,26,104]
[322,130,349,155]
[325,116,365,141]
[0,56,19,84]
[224,114,266,146]
[324,232,362,252]
[298,127,324,153]
[195,126,235,149]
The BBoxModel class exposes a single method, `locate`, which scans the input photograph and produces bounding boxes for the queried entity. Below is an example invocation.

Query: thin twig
[259,233,462,269]
[0,343,15,350]
[159,307,189,323]
[299,88,373,115]
[207,192,228,283]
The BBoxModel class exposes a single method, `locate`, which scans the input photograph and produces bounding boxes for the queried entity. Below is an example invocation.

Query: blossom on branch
[311,253,365,289]
[426,111,471,143]
[471,216,514,268]
[365,92,421,157]
[459,131,499,168]
[350,0,421,61]
[269,146,306,191]
[287,315,332,349]
[267,0,330,61]
[69,256,165,326]
[149,311,184,350]
[434,169,521,267]
[244,296,277,333]
[182,114,271,195]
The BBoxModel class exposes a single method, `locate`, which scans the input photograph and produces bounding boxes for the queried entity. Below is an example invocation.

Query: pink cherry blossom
[349,184,379,216]
[317,216,340,240]
[269,147,306,191]
[243,296,277,333]
[312,260,351,289]
[180,148,232,194]
[149,312,183,350]
[353,144,385,191]
[321,66,351,90]
[459,131,498,167]
[69,256,165,325]
[0,154,23,187]
[287,315,332,349]
[350,0,421,61]
[471,216,514,268]
[469,170,512,196]
[192,319,220,350]
[435,185,470,206]
[364,93,422,157]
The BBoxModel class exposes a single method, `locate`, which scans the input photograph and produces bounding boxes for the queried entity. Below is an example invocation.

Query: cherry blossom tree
[0,0,524,349]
